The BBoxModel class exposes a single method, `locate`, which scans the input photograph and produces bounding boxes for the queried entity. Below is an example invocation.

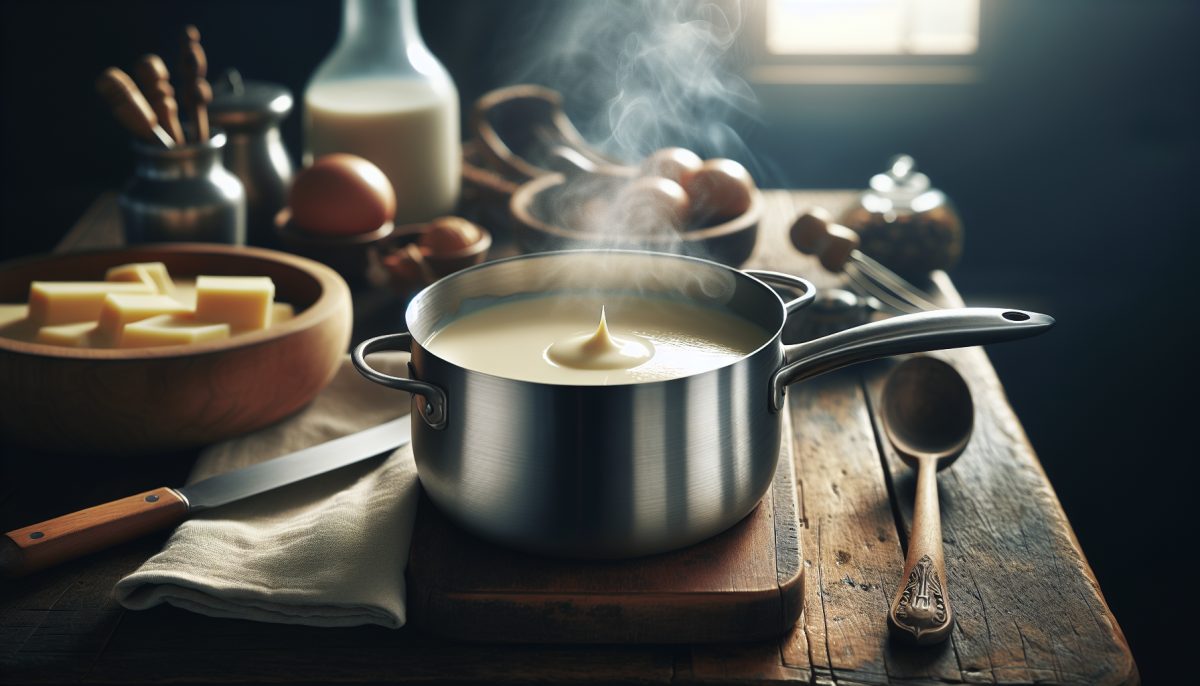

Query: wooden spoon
[95,68,175,148]
[881,355,974,645]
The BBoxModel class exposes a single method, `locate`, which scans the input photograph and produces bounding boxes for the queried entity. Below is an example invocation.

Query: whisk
[789,208,941,314]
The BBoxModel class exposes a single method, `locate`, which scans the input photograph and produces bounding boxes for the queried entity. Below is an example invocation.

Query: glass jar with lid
[840,155,963,277]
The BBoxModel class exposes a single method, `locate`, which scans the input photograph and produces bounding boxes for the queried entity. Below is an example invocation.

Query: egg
[419,216,485,255]
[681,158,756,225]
[289,154,396,236]
[613,176,690,234]
[639,147,703,184]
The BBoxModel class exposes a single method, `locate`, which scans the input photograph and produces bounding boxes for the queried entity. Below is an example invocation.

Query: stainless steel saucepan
[353,250,1052,558]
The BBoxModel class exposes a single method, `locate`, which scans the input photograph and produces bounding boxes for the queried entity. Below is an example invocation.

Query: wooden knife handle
[96,67,171,147]
[0,487,188,578]
[134,54,184,144]
[180,25,211,142]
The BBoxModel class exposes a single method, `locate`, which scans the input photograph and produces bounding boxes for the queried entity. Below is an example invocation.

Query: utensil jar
[120,130,246,245]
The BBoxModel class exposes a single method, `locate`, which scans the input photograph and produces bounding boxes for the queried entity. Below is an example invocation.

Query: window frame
[743,0,988,86]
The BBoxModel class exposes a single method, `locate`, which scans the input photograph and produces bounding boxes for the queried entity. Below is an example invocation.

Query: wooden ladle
[881,355,974,645]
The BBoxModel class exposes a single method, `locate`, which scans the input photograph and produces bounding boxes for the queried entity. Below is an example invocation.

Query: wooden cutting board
[405,412,802,644]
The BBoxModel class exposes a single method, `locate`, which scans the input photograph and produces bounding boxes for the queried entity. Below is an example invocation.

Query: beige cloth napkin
[114,355,419,628]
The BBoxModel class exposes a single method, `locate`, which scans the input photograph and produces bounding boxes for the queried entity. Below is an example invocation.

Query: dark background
[2,0,1196,681]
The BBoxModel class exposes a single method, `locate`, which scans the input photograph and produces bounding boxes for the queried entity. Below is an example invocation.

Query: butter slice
[194,276,275,331]
[28,281,155,326]
[105,262,174,294]
[120,314,230,348]
[95,293,190,347]
[35,321,98,347]
[272,302,295,324]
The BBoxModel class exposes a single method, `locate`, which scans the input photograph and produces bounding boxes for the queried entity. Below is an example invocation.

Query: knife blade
[1,418,411,578]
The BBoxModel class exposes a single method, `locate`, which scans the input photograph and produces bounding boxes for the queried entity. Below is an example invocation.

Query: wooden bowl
[371,222,493,294]
[510,173,762,267]
[0,244,352,457]
[274,208,394,290]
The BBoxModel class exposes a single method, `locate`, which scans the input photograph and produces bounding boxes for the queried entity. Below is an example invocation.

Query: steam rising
[498,0,760,299]
[512,0,758,164]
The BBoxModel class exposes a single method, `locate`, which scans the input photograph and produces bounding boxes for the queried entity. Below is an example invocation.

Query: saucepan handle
[353,333,449,430]
[769,308,1055,411]
[744,270,817,315]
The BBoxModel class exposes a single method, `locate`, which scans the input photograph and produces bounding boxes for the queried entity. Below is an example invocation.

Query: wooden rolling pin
[134,54,184,145]
[95,67,175,148]
[179,25,212,142]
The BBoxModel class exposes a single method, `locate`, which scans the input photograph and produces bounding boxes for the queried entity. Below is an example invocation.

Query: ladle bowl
[881,355,974,468]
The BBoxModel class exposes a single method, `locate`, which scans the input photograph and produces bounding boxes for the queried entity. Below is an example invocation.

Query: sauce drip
[545,308,653,370]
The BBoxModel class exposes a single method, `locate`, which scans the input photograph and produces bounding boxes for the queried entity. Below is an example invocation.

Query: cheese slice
[194,276,275,331]
[105,262,175,294]
[94,293,191,347]
[120,314,231,348]
[272,302,295,324]
[35,321,98,347]
[28,281,155,326]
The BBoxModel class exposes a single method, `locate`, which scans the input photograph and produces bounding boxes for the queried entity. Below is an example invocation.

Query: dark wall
[2,1,1196,681]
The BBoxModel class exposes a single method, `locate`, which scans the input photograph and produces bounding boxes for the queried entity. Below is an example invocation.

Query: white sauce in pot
[422,294,770,385]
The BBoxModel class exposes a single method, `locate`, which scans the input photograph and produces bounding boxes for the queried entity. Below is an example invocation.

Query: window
[749,0,982,85]
[766,0,980,56]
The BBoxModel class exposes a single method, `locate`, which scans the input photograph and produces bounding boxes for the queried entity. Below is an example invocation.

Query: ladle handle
[888,458,954,644]
[770,308,1054,411]
[353,333,448,430]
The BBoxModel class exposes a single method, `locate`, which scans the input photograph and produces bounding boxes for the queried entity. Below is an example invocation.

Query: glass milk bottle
[304,0,460,223]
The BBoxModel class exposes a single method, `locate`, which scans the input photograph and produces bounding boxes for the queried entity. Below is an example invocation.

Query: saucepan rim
[396,248,813,389]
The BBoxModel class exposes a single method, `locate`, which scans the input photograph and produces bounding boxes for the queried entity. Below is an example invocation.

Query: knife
[0,417,411,578]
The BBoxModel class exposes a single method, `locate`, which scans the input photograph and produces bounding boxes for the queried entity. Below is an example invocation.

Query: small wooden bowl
[371,222,493,293]
[510,173,762,267]
[274,208,394,289]
[0,244,352,457]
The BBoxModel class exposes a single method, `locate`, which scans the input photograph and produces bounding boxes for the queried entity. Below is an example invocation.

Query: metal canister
[210,71,294,248]
[119,130,246,245]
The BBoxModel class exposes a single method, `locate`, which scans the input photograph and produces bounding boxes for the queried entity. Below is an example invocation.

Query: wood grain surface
[0,191,1137,685]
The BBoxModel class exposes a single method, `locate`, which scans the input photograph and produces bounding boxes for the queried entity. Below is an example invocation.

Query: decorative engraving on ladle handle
[888,459,954,644]
[890,554,951,643]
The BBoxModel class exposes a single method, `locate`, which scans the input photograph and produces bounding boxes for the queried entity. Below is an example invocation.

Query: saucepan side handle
[769,308,1055,412]
[744,270,817,315]
[353,333,449,430]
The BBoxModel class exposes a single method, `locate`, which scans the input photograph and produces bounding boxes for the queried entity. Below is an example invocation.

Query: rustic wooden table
[0,191,1136,685]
